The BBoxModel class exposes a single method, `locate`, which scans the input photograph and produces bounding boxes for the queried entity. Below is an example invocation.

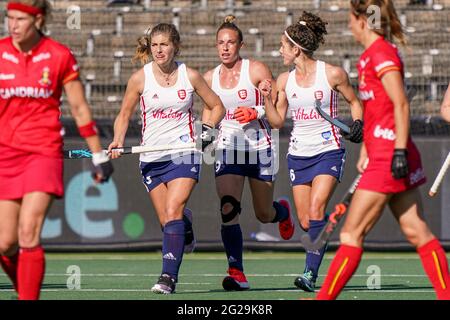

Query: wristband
[92,151,110,165]
[78,121,98,138]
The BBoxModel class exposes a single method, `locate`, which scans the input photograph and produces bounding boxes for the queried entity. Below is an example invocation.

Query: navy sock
[305,219,328,281]
[272,201,289,223]
[162,220,185,281]
[221,224,243,271]
[183,208,193,245]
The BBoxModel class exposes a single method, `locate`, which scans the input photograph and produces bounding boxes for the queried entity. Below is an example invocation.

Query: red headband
[7,2,44,16]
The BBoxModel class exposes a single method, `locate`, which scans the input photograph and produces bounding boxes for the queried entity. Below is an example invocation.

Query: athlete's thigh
[18,192,53,244]
[166,177,197,208]
[310,174,338,219]
[292,183,311,228]
[215,174,245,200]
[0,200,21,249]
[388,188,434,246]
[248,178,274,216]
[340,189,390,246]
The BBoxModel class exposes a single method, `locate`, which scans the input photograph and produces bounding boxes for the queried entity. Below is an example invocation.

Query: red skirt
[358,142,426,194]
[0,144,63,200]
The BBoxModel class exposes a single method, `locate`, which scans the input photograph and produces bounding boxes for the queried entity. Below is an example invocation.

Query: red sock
[417,238,450,300]
[0,252,19,291]
[17,246,46,300]
[316,245,363,300]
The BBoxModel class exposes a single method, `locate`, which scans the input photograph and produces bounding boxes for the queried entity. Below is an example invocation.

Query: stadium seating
[0,0,448,119]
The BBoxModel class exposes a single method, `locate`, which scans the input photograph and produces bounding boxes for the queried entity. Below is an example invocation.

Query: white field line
[0,288,436,294]
[0,273,430,277]
[46,256,428,261]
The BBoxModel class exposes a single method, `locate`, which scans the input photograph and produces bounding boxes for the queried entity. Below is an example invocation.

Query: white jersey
[286,60,344,157]
[212,59,272,151]
[139,61,198,162]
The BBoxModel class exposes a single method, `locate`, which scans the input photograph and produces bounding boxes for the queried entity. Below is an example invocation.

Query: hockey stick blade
[315,99,351,134]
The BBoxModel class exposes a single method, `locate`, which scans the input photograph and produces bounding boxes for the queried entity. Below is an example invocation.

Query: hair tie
[299,21,307,26]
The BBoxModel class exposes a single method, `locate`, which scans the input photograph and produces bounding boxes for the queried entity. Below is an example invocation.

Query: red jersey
[357,37,426,193]
[0,36,79,158]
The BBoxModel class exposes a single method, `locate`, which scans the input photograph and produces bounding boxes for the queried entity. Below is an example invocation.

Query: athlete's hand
[356,154,369,174]
[91,151,114,183]
[258,79,272,97]
[234,107,258,124]
[200,123,215,151]
[107,141,123,159]
[341,119,363,143]
[391,149,409,179]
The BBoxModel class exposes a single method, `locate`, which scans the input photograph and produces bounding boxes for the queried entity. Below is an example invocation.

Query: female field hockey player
[0,0,113,300]
[316,0,450,300]
[264,11,364,292]
[108,23,224,294]
[441,83,450,122]
[202,16,295,291]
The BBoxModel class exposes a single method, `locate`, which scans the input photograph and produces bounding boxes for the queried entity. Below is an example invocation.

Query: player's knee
[164,205,183,222]
[309,201,325,220]
[221,195,241,224]
[18,224,40,248]
[402,223,433,248]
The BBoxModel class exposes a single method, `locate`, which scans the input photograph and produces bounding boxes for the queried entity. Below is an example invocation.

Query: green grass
[0,251,441,300]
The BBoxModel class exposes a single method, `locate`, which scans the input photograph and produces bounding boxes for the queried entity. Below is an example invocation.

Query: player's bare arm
[108,69,144,158]
[249,60,277,103]
[64,79,102,153]
[326,64,363,121]
[265,72,289,129]
[381,71,410,149]
[201,69,215,124]
[188,67,225,127]
[441,83,450,122]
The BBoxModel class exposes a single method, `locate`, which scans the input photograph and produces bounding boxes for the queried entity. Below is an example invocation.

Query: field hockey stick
[64,142,197,159]
[314,98,350,134]
[301,170,364,251]
[429,151,450,197]
[314,87,417,135]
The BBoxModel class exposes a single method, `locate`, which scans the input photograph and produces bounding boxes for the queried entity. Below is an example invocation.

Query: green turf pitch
[0,252,443,300]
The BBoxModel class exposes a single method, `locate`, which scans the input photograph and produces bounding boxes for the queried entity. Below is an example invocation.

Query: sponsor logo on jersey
[178,89,186,100]
[314,90,324,100]
[32,52,51,63]
[238,89,247,100]
[224,109,235,120]
[179,134,190,143]
[151,108,183,121]
[321,131,332,140]
[360,57,370,69]
[409,167,425,185]
[0,73,15,80]
[0,87,53,99]
[2,52,19,64]
[152,93,159,99]
[359,90,375,101]
[373,125,396,141]
[38,67,52,87]
[291,93,298,99]
[292,107,321,120]
[359,73,367,88]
